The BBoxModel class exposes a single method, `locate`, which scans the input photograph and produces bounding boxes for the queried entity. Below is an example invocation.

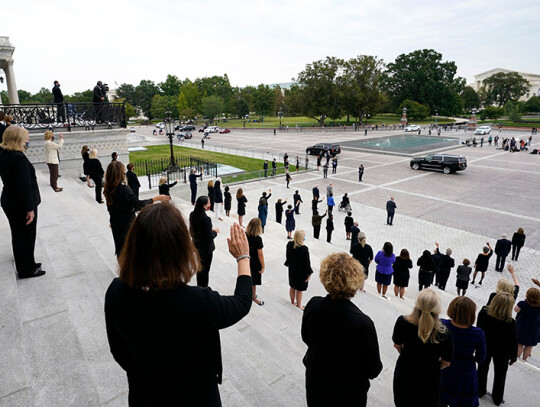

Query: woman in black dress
[207,180,215,211]
[158,177,177,196]
[246,218,265,306]
[393,248,413,299]
[104,161,169,256]
[105,203,252,406]
[81,145,93,187]
[236,188,247,227]
[417,250,435,291]
[511,227,526,261]
[350,232,373,292]
[285,230,312,310]
[189,195,220,287]
[302,253,382,407]
[344,211,354,240]
[223,186,232,216]
[0,126,45,278]
[275,198,287,223]
[392,289,453,407]
[477,292,518,406]
[86,149,105,203]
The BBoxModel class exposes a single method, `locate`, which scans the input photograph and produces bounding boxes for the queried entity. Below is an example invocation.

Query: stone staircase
[0,165,538,406]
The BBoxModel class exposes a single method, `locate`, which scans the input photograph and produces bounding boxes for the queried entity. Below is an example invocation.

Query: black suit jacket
[0,150,41,212]
[86,158,104,181]
[312,187,319,198]
[126,170,140,191]
[93,85,104,103]
[190,212,217,254]
[52,85,64,103]
[495,238,511,256]
[293,193,303,204]
[386,200,396,214]
[105,275,252,406]
[0,123,6,143]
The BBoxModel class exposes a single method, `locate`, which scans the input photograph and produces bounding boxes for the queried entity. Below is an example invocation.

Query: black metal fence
[132,155,218,190]
[2,102,126,132]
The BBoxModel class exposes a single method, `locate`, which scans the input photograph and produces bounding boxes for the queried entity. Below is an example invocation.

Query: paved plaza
[1,127,540,406]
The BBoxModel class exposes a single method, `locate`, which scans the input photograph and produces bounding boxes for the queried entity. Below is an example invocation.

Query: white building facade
[473,68,540,101]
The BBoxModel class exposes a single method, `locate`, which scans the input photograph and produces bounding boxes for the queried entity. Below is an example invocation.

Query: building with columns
[0,36,19,105]
[472,68,540,101]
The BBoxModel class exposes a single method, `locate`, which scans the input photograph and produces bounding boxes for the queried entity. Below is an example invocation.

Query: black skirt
[288,268,308,291]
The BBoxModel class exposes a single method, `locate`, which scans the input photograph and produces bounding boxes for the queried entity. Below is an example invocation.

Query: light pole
[164,109,179,172]
[435,111,438,125]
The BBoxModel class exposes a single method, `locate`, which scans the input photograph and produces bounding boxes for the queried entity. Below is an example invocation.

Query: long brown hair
[118,202,200,290]
[104,161,126,205]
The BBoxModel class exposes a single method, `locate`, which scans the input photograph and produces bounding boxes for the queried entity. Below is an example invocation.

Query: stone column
[5,60,19,104]
[467,108,477,132]
[400,107,408,127]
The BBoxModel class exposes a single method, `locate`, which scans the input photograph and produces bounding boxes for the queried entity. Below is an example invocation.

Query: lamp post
[435,111,438,125]
[164,109,179,172]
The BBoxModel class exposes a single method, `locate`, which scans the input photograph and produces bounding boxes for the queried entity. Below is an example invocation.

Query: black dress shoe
[19,267,46,279]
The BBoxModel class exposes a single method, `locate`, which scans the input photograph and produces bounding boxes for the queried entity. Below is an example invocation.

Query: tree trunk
[318,116,326,127]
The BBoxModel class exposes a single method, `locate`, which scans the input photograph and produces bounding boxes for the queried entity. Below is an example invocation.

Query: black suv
[306,143,341,156]
[175,124,196,131]
[410,154,467,174]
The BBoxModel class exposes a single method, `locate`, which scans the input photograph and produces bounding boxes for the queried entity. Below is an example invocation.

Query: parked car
[175,124,196,131]
[155,122,165,129]
[129,127,136,133]
[410,154,467,174]
[219,128,231,134]
[306,143,341,156]
[199,126,208,132]
[405,125,420,132]
[177,131,193,140]
[475,126,491,135]
[206,126,220,133]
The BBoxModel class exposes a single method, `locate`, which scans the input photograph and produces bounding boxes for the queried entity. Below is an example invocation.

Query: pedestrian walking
[386,197,397,225]
[358,164,364,182]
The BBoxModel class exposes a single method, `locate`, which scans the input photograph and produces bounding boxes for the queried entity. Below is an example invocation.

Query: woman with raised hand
[246,218,265,306]
[105,204,252,406]
[285,230,312,310]
[236,188,247,227]
[302,253,382,406]
[417,250,436,291]
[515,287,540,362]
[44,130,64,192]
[392,289,453,407]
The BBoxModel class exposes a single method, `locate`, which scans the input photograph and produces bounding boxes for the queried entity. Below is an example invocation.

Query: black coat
[302,296,382,405]
[159,181,177,196]
[436,248,455,272]
[511,233,526,248]
[105,275,252,407]
[190,212,217,254]
[214,188,223,204]
[86,158,104,181]
[93,84,104,103]
[312,187,319,199]
[126,170,140,192]
[495,238,511,256]
[52,84,64,103]
[293,193,303,204]
[0,150,41,212]
[386,200,396,214]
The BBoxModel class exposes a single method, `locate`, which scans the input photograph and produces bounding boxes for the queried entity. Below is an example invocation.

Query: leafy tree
[17,90,33,103]
[195,75,234,108]
[252,84,275,116]
[177,81,201,115]
[504,100,514,115]
[159,74,182,97]
[133,80,160,118]
[381,49,464,116]
[179,108,197,121]
[482,72,530,107]
[294,56,345,126]
[65,90,93,103]
[341,55,385,122]
[150,95,178,119]
[525,96,540,113]
[116,83,136,105]
[201,95,224,121]
[480,106,504,120]
[235,97,250,118]
[274,86,285,115]
[124,103,136,119]
[0,90,8,104]
[461,86,481,111]
[238,86,256,112]
[397,100,430,121]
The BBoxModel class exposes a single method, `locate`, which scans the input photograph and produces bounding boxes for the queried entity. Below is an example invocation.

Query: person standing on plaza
[386,197,396,225]
[104,161,169,256]
[275,198,287,224]
[201,138,205,149]
[471,243,493,286]
[312,184,320,200]
[52,80,65,123]
[293,190,303,214]
[311,210,327,239]
[350,221,360,249]
[436,242,455,291]
[326,183,333,197]
[302,253,382,407]
[326,193,335,215]
[392,289,453,407]
[417,250,436,291]
[158,177,177,197]
[456,259,472,296]
[81,145,93,188]
[358,164,364,182]
[272,158,277,176]
[488,135,492,146]
[0,127,45,279]
[44,131,64,192]
[189,168,203,205]
[511,227,526,261]
[213,180,224,221]
[126,163,140,199]
[316,154,322,170]
[285,170,292,188]
[207,180,215,211]
[236,188,247,227]
[93,80,105,123]
[189,196,219,287]
[285,230,312,310]
[224,186,232,216]
[351,232,373,292]
[374,242,395,299]
[494,135,499,146]
[325,214,334,243]
[322,163,328,178]
[440,297,486,407]
[311,195,323,215]
[285,201,299,239]
[257,191,271,232]
[495,233,511,272]
[332,157,338,174]
[515,287,540,362]
[283,152,289,170]
[296,156,300,172]
[344,211,354,240]
[477,293,518,406]
[87,149,105,203]
[392,249,413,299]
[263,160,268,177]
[246,218,265,306]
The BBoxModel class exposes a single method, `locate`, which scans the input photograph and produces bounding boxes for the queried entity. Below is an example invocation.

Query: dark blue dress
[285,209,295,232]
[440,319,486,407]
[516,300,540,346]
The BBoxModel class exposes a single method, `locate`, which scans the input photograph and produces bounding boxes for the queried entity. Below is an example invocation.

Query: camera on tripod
[101,83,109,92]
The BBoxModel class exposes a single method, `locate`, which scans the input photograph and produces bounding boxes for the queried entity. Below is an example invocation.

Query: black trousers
[438,269,450,290]
[47,163,59,190]
[387,212,394,225]
[276,212,282,224]
[327,230,332,243]
[190,186,197,204]
[4,206,39,276]
[495,254,507,271]
[313,225,321,239]
[56,103,66,122]
[511,245,522,261]
[478,352,509,405]
[93,177,103,202]
[295,204,300,214]
[197,252,213,287]
[328,205,333,215]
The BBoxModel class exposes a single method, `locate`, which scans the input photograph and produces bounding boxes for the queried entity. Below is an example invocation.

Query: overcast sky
[2,0,539,95]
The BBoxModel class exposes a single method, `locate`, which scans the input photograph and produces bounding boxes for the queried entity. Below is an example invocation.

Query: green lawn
[477,120,539,128]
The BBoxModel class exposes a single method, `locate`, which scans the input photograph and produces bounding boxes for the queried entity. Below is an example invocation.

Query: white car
[405,125,420,132]
[155,122,165,129]
[205,126,220,133]
[475,126,491,135]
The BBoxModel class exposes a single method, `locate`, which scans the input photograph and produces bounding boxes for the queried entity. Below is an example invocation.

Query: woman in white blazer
[44,130,64,192]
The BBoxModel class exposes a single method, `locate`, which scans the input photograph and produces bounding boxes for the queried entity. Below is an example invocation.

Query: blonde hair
[406,289,445,344]
[293,230,305,248]
[487,292,514,322]
[44,130,54,141]
[89,149,98,159]
[495,278,514,295]
[207,180,214,188]
[320,253,365,300]
[358,232,366,247]
[246,218,262,237]
[0,126,28,151]
[159,177,167,186]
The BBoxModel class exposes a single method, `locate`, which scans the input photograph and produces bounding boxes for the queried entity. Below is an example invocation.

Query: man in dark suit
[293,190,303,214]
[350,222,360,250]
[358,164,364,182]
[52,80,65,123]
[494,233,512,272]
[126,163,141,199]
[0,111,6,143]
[312,184,320,200]
[272,158,277,176]
[386,197,396,225]
[93,80,105,123]
[263,160,268,177]
[188,168,203,205]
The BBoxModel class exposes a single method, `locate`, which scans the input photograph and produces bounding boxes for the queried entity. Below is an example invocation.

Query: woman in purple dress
[374,242,395,299]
